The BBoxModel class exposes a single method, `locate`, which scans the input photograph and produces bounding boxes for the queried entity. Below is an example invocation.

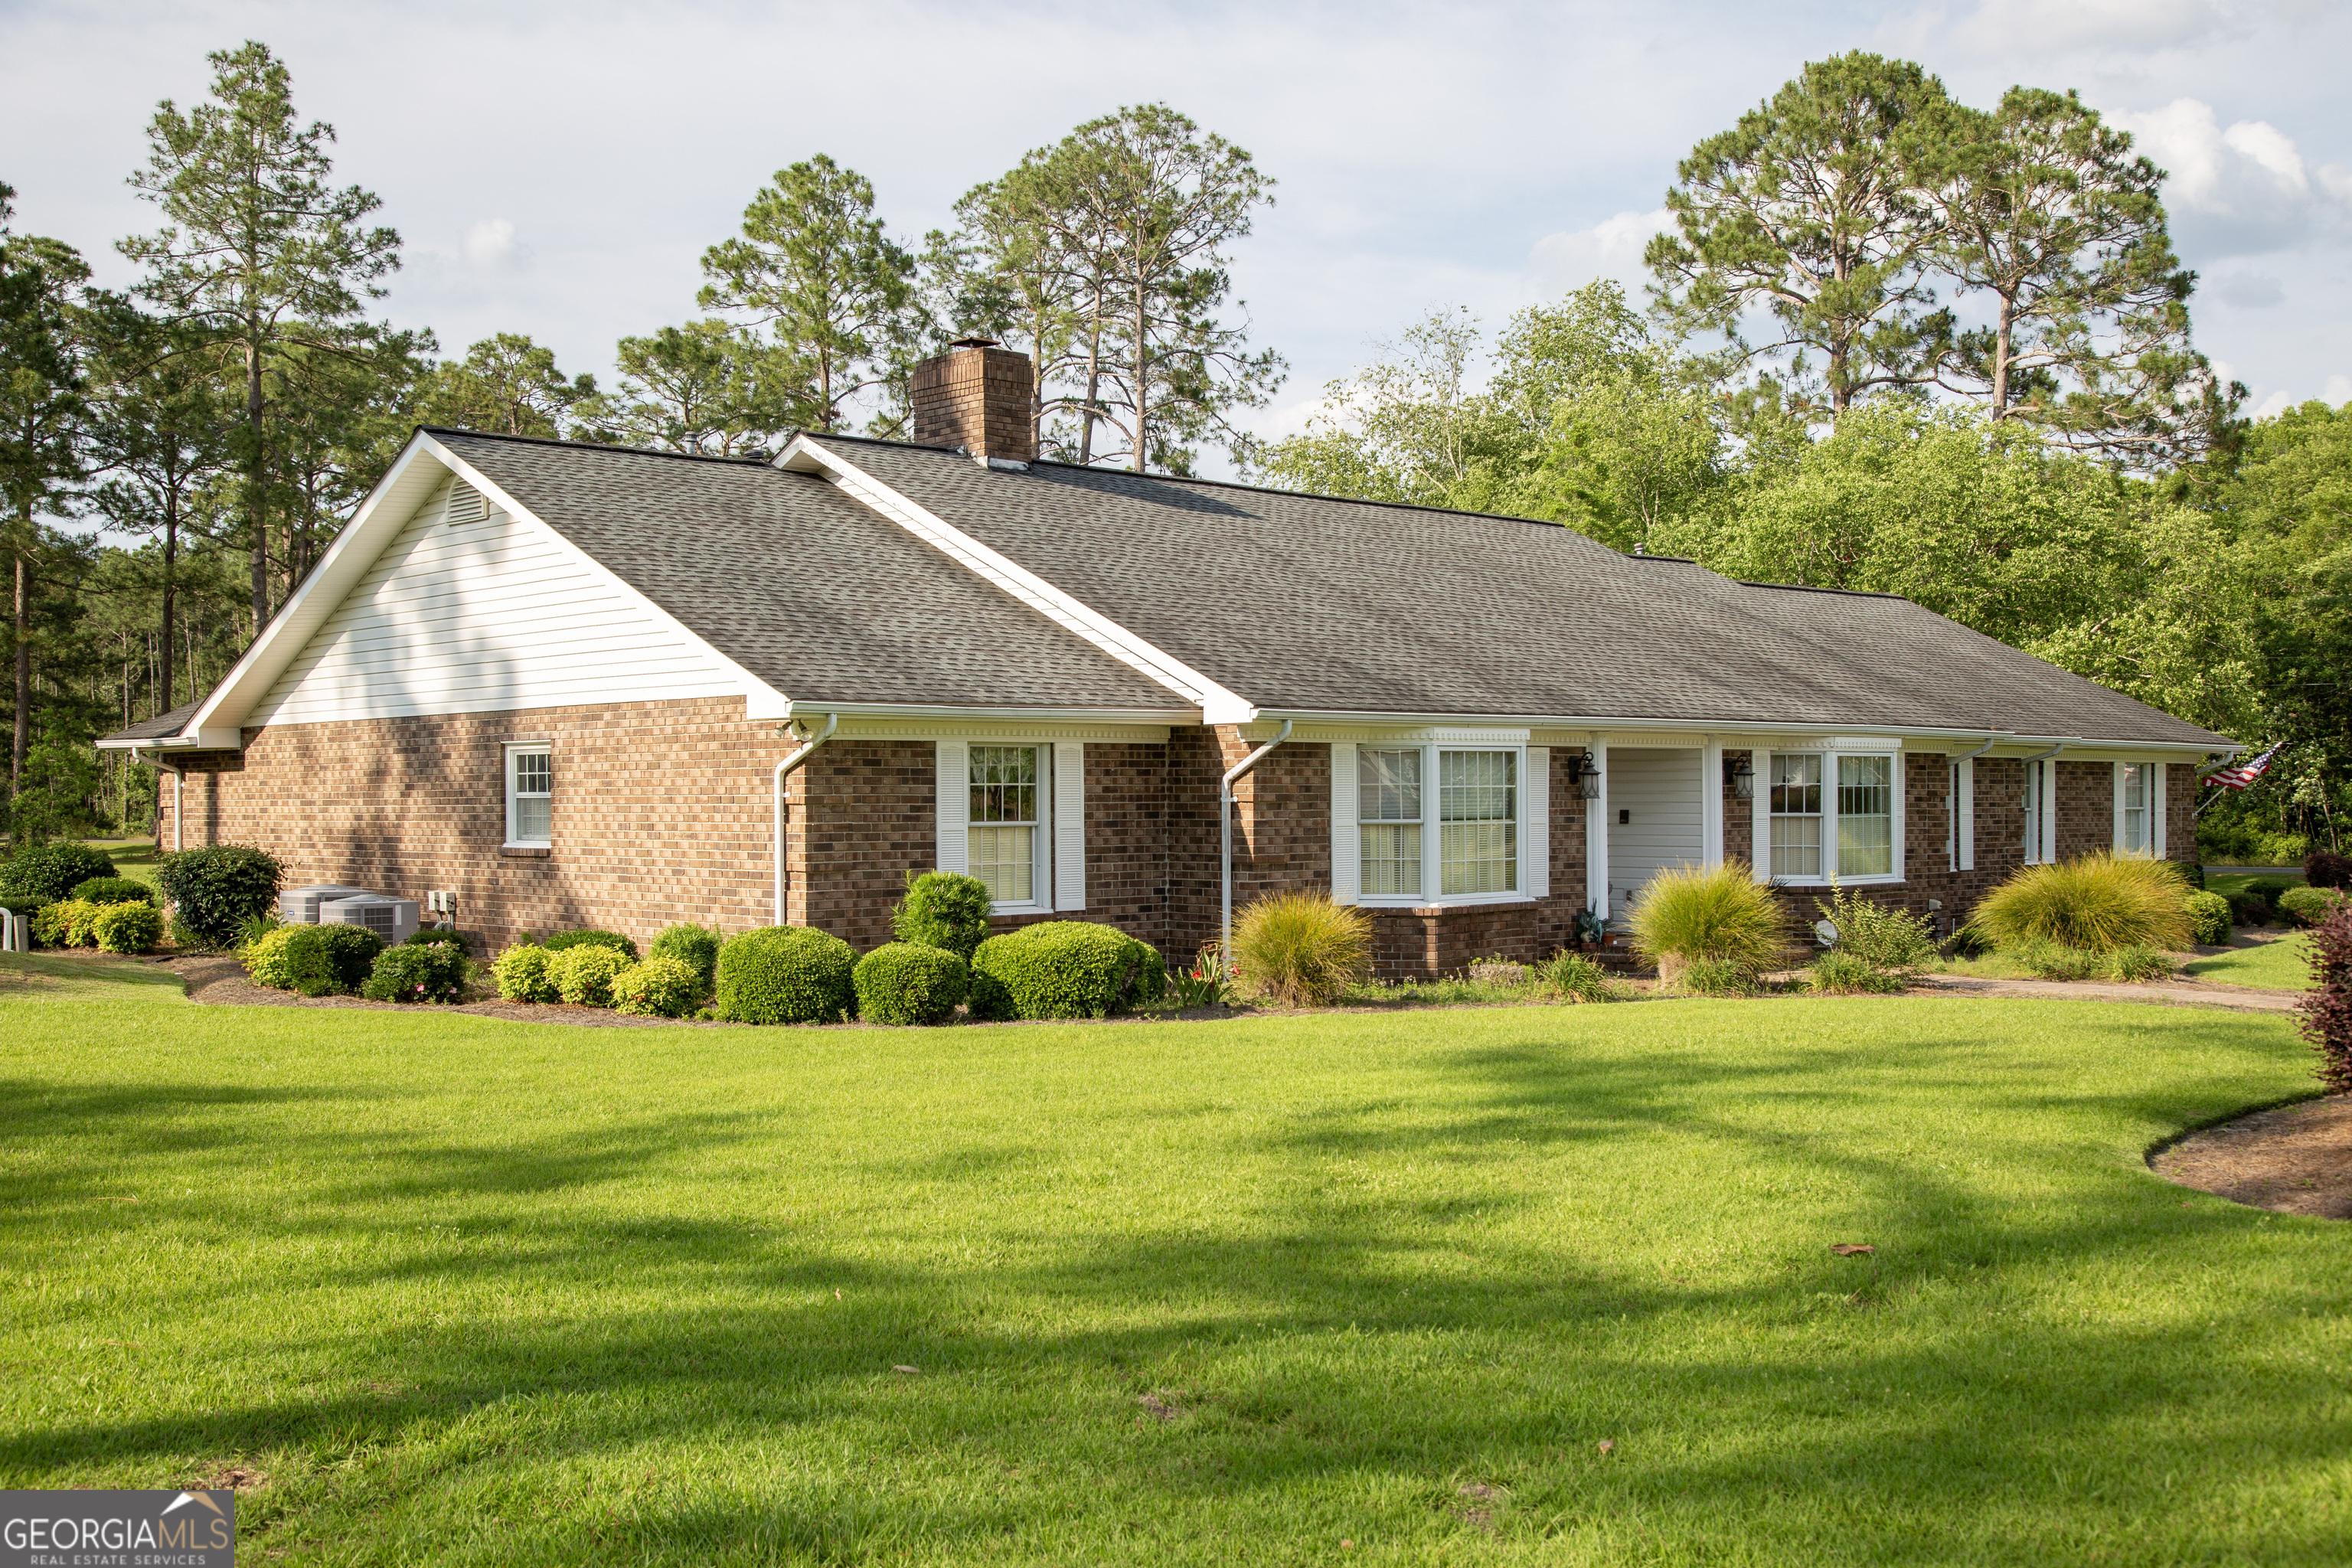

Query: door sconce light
[1724,756,1755,801]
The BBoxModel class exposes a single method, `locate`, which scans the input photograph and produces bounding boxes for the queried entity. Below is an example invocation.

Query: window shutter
[1330,742,1359,904]
[1054,742,1086,910]
[2153,763,2166,858]
[1958,757,1975,871]
[446,480,485,526]
[1524,746,1549,898]
[2112,762,2127,852]
[935,740,968,875]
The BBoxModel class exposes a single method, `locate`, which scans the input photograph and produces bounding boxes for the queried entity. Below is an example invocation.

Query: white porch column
[1701,737,1724,868]
[1586,734,1609,919]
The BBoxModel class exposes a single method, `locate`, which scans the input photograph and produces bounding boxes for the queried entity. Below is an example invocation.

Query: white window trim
[504,741,552,849]
[2114,760,2157,859]
[1346,742,1534,910]
[936,739,1066,916]
[1753,747,1906,888]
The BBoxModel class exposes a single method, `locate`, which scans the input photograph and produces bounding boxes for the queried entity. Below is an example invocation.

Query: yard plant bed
[2154,1096,2352,1218]
[2,953,2347,1563]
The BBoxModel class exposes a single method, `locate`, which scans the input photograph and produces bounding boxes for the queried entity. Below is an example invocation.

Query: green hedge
[612,955,703,1018]
[715,926,858,1024]
[544,928,639,962]
[969,921,1165,1021]
[73,876,155,906]
[2186,890,2233,946]
[492,942,557,1003]
[243,923,384,995]
[154,844,282,947]
[550,945,632,1007]
[362,942,466,1004]
[651,923,722,995]
[92,902,165,954]
[0,843,116,903]
[853,942,970,1025]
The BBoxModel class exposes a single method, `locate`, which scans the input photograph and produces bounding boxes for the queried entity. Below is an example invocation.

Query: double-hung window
[969,745,1043,906]
[505,743,551,848]
[1766,750,1900,883]
[2023,760,2051,864]
[2117,763,2150,856]
[1351,743,1521,904]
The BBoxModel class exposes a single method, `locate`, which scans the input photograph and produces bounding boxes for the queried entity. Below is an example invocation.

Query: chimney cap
[949,336,1001,350]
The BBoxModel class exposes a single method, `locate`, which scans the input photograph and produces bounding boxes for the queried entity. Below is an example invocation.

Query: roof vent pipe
[773,714,838,926]
[1220,719,1293,965]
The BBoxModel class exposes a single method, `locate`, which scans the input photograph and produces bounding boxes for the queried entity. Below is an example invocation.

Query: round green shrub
[243,924,381,995]
[242,926,312,991]
[612,955,704,1018]
[1233,893,1370,1007]
[312,923,387,991]
[492,942,558,1003]
[72,876,154,906]
[2185,890,2233,946]
[714,926,858,1024]
[91,901,165,954]
[549,944,632,1007]
[2279,886,2347,928]
[892,871,994,961]
[853,942,971,1025]
[362,942,467,1004]
[544,928,639,962]
[32,898,98,949]
[152,844,282,948]
[651,923,722,995]
[969,921,1165,1021]
[406,926,474,954]
[0,843,116,903]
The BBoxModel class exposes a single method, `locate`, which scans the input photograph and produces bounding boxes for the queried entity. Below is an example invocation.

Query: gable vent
[446,481,485,526]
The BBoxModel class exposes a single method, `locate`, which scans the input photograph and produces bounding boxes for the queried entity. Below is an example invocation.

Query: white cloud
[1528,209,1671,295]
[2327,374,2352,406]
[2110,97,2349,254]
[461,217,520,270]
[2252,387,2296,417]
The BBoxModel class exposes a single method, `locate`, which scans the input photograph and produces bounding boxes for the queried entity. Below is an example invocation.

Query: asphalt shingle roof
[430,430,1178,711]
[813,436,2231,747]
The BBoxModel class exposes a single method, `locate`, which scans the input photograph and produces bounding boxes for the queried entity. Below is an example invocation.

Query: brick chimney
[910,338,1035,464]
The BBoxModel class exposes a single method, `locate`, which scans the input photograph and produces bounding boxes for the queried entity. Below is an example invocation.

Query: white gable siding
[249,479,743,725]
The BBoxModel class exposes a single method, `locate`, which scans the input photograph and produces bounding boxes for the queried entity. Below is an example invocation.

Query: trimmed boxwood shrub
[242,926,312,991]
[651,923,722,996]
[549,944,632,1007]
[312,924,387,990]
[363,941,467,1004]
[153,844,281,947]
[2186,890,2233,946]
[0,842,115,903]
[854,942,970,1025]
[968,921,1165,1021]
[92,902,165,954]
[492,942,558,1003]
[612,956,703,1018]
[243,923,384,995]
[73,876,154,906]
[2247,877,2296,913]
[406,926,474,954]
[715,926,858,1024]
[544,928,638,962]
[2280,886,2349,928]
[892,871,993,962]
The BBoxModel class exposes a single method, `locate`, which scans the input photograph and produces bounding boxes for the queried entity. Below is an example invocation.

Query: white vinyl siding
[1606,747,1704,919]
[249,479,739,724]
[505,743,551,848]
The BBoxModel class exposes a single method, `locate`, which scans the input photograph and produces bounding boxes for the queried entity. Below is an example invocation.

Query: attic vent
[446,482,485,526]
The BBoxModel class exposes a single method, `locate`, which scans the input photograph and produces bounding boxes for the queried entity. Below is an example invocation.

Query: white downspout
[772,714,838,926]
[1220,719,1293,960]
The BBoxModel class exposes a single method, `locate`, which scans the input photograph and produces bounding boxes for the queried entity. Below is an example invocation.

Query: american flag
[2207,742,2287,792]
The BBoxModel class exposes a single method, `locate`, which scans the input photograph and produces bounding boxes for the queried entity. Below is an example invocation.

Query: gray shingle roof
[103,701,204,743]
[430,430,1179,711]
[812,436,2230,747]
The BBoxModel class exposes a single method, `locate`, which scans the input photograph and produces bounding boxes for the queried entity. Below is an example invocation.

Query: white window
[1764,749,1901,884]
[505,743,551,848]
[1358,748,1423,897]
[2023,760,2051,864]
[1440,750,1517,895]
[2117,763,2150,856]
[1769,753,1824,878]
[1344,743,1524,906]
[968,745,1045,906]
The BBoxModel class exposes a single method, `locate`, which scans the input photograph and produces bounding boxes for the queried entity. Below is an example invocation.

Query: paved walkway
[1914,972,2298,1013]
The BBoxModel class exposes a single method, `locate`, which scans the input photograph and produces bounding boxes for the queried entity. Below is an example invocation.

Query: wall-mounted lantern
[1567,750,1604,800]
[1724,756,1755,801]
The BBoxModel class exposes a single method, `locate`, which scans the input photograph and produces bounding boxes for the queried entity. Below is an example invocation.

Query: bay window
[1345,743,1525,905]
[1358,748,1423,897]
[1439,750,1517,895]
[1764,749,1900,884]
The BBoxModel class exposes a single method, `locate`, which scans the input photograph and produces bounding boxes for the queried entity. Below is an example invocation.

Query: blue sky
[5,0,2347,463]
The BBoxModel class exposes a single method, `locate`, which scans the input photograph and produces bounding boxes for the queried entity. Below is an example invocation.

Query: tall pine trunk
[11,532,28,840]
[158,491,178,718]
[1131,267,1148,473]
[246,328,270,632]
[1991,296,2015,418]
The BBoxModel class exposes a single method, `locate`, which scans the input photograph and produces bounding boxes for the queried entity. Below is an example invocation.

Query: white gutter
[1952,737,1998,763]
[1220,719,1293,962]
[133,746,185,853]
[1243,711,2229,757]
[772,713,838,926]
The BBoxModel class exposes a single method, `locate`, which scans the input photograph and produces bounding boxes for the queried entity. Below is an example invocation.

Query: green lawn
[2,955,2347,1564]
[73,836,164,890]
[2187,934,2316,991]
[2205,868,2307,899]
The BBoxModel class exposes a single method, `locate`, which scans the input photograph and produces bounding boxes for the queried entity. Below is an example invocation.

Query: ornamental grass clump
[1537,950,1619,1004]
[549,944,632,1008]
[611,956,704,1018]
[1628,861,1792,985]
[1810,950,1903,995]
[892,871,994,962]
[2296,903,2352,1093]
[1970,852,2194,955]
[715,926,859,1024]
[1231,893,1370,1008]
[853,942,971,1026]
[492,942,557,1003]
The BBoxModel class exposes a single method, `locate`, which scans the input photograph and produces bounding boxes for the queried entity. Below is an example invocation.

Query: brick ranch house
[101,342,2233,976]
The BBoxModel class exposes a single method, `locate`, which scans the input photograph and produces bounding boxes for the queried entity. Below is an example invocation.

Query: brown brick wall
[1723,749,1754,870]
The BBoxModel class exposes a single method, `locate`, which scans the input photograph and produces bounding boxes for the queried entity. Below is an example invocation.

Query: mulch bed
[2152,1096,2352,1219]
[163,956,713,1027]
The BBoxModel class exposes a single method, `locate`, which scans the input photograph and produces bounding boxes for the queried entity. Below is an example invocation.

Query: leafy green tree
[120,40,402,632]
[1648,52,1956,415]
[697,155,910,433]
[1249,308,1494,507]
[418,333,596,438]
[577,320,802,458]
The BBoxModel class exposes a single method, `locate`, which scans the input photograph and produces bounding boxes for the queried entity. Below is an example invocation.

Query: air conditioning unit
[318,893,419,946]
[280,884,373,925]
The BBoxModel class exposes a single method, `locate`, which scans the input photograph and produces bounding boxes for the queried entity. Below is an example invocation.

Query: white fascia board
[780,700,1200,726]
[426,435,797,720]
[1244,710,2233,755]
[779,436,1259,724]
